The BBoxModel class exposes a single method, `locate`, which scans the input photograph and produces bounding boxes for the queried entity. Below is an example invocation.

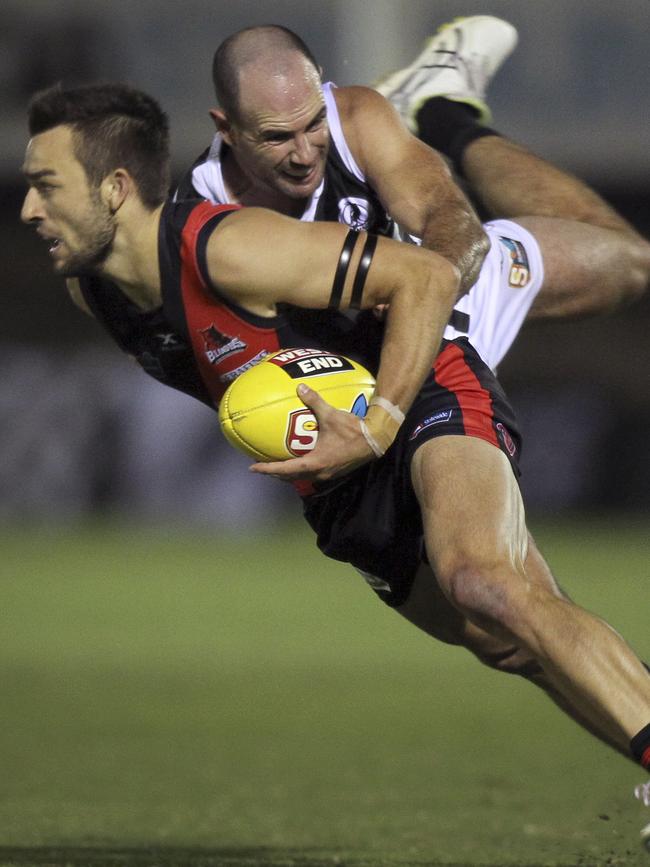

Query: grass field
[1,516,649,867]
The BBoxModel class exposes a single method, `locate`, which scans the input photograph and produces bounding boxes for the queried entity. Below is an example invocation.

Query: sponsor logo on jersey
[496,422,517,456]
[498,236,531,288]
[409,409,453,440]
[199,324,247,364]
[269,348,354,379]
[219,350,269,384]
[338,196,371,230]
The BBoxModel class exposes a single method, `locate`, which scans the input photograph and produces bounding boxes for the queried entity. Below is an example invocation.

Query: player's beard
[60,195,117,277]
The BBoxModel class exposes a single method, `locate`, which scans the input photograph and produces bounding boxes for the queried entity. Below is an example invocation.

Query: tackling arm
[338,86,488,295]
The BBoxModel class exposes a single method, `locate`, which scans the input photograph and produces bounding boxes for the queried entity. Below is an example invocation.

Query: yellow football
[218,348,376,461]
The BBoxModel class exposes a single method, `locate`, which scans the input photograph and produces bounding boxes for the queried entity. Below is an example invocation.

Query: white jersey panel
[444,220,544,371]
[190,134,229,203]
[322,82,365,182]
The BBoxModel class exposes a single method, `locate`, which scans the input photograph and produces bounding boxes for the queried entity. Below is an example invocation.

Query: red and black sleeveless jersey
[78,200,384,410]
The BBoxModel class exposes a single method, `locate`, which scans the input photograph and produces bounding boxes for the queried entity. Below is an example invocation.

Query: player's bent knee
[441,563,528,636]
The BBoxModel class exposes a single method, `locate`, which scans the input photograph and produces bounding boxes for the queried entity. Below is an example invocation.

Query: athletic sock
[415,97,500,177]
[631,723,650,770]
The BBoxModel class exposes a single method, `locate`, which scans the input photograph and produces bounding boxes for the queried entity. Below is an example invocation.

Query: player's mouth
[38,231,63,256]
[284,174,318,194]
[283,166,320,187]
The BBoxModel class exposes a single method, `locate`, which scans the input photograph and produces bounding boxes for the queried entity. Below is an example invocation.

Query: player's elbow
[371,240,460,311]
[460,226,490,291]
[475,227,491,265]
[622,236,650,307]
[416,252,461,310]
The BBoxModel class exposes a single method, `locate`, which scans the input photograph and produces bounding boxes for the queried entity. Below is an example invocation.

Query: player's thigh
[517,215,638,318]
[409,434,528,584]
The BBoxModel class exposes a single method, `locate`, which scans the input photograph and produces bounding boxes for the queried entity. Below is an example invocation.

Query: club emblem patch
[338,197,371,230]
[498,236,531,288]
[199,324,246,364]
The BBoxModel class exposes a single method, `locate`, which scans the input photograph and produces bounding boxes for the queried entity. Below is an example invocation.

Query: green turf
[1,517,648,867]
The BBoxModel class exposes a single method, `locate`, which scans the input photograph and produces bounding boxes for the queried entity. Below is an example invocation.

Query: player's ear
[101,169,130,213]
[209,108,232,142]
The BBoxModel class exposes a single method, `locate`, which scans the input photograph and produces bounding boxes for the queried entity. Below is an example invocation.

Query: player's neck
[221,151,306,218]
[103,205,164,311]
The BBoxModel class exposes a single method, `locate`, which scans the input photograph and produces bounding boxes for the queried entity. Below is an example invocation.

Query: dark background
[2,0,649,523]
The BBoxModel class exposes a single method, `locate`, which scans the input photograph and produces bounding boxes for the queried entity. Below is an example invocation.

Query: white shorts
[443,219,545,371]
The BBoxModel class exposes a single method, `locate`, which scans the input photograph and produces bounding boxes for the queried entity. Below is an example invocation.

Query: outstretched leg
[396,534,644,757]
[408,434,650,753]
[376,14,650,316]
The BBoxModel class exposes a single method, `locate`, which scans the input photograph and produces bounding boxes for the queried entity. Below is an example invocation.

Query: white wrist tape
[370,396,405,425]
[359,419,385,458]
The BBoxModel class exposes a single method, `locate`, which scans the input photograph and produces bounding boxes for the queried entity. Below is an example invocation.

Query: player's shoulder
[332,84,394,120]
[332,84,408,153]
[166,197,240,230]
[331,84,412,170]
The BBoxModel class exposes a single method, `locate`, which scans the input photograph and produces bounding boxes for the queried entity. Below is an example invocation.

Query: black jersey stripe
[195,210,239,291]
[448,309,470,333]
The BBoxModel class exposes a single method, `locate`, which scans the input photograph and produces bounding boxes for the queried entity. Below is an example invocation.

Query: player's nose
[290,133,315,165]
[21,187,43,224]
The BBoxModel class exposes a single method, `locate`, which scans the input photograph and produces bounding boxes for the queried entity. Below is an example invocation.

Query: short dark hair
[212,25,320,121]
[28,82,170,209]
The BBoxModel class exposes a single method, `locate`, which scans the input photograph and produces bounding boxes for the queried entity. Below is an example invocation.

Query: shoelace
[634,780,650,807]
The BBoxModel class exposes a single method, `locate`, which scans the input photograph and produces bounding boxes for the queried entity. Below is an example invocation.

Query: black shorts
[301,338,522,607]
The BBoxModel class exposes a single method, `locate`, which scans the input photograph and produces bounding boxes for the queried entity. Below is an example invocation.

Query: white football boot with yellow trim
[374,15,518,130]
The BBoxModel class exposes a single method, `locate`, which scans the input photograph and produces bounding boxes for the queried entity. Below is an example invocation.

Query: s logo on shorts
[498,236,530,288]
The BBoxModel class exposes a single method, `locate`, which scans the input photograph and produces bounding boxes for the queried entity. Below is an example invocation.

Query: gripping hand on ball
[250,384,375,482]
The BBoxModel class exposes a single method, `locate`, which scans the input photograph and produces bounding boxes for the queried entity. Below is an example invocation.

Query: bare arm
[336,86,488,294]
[206,207,460,479]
